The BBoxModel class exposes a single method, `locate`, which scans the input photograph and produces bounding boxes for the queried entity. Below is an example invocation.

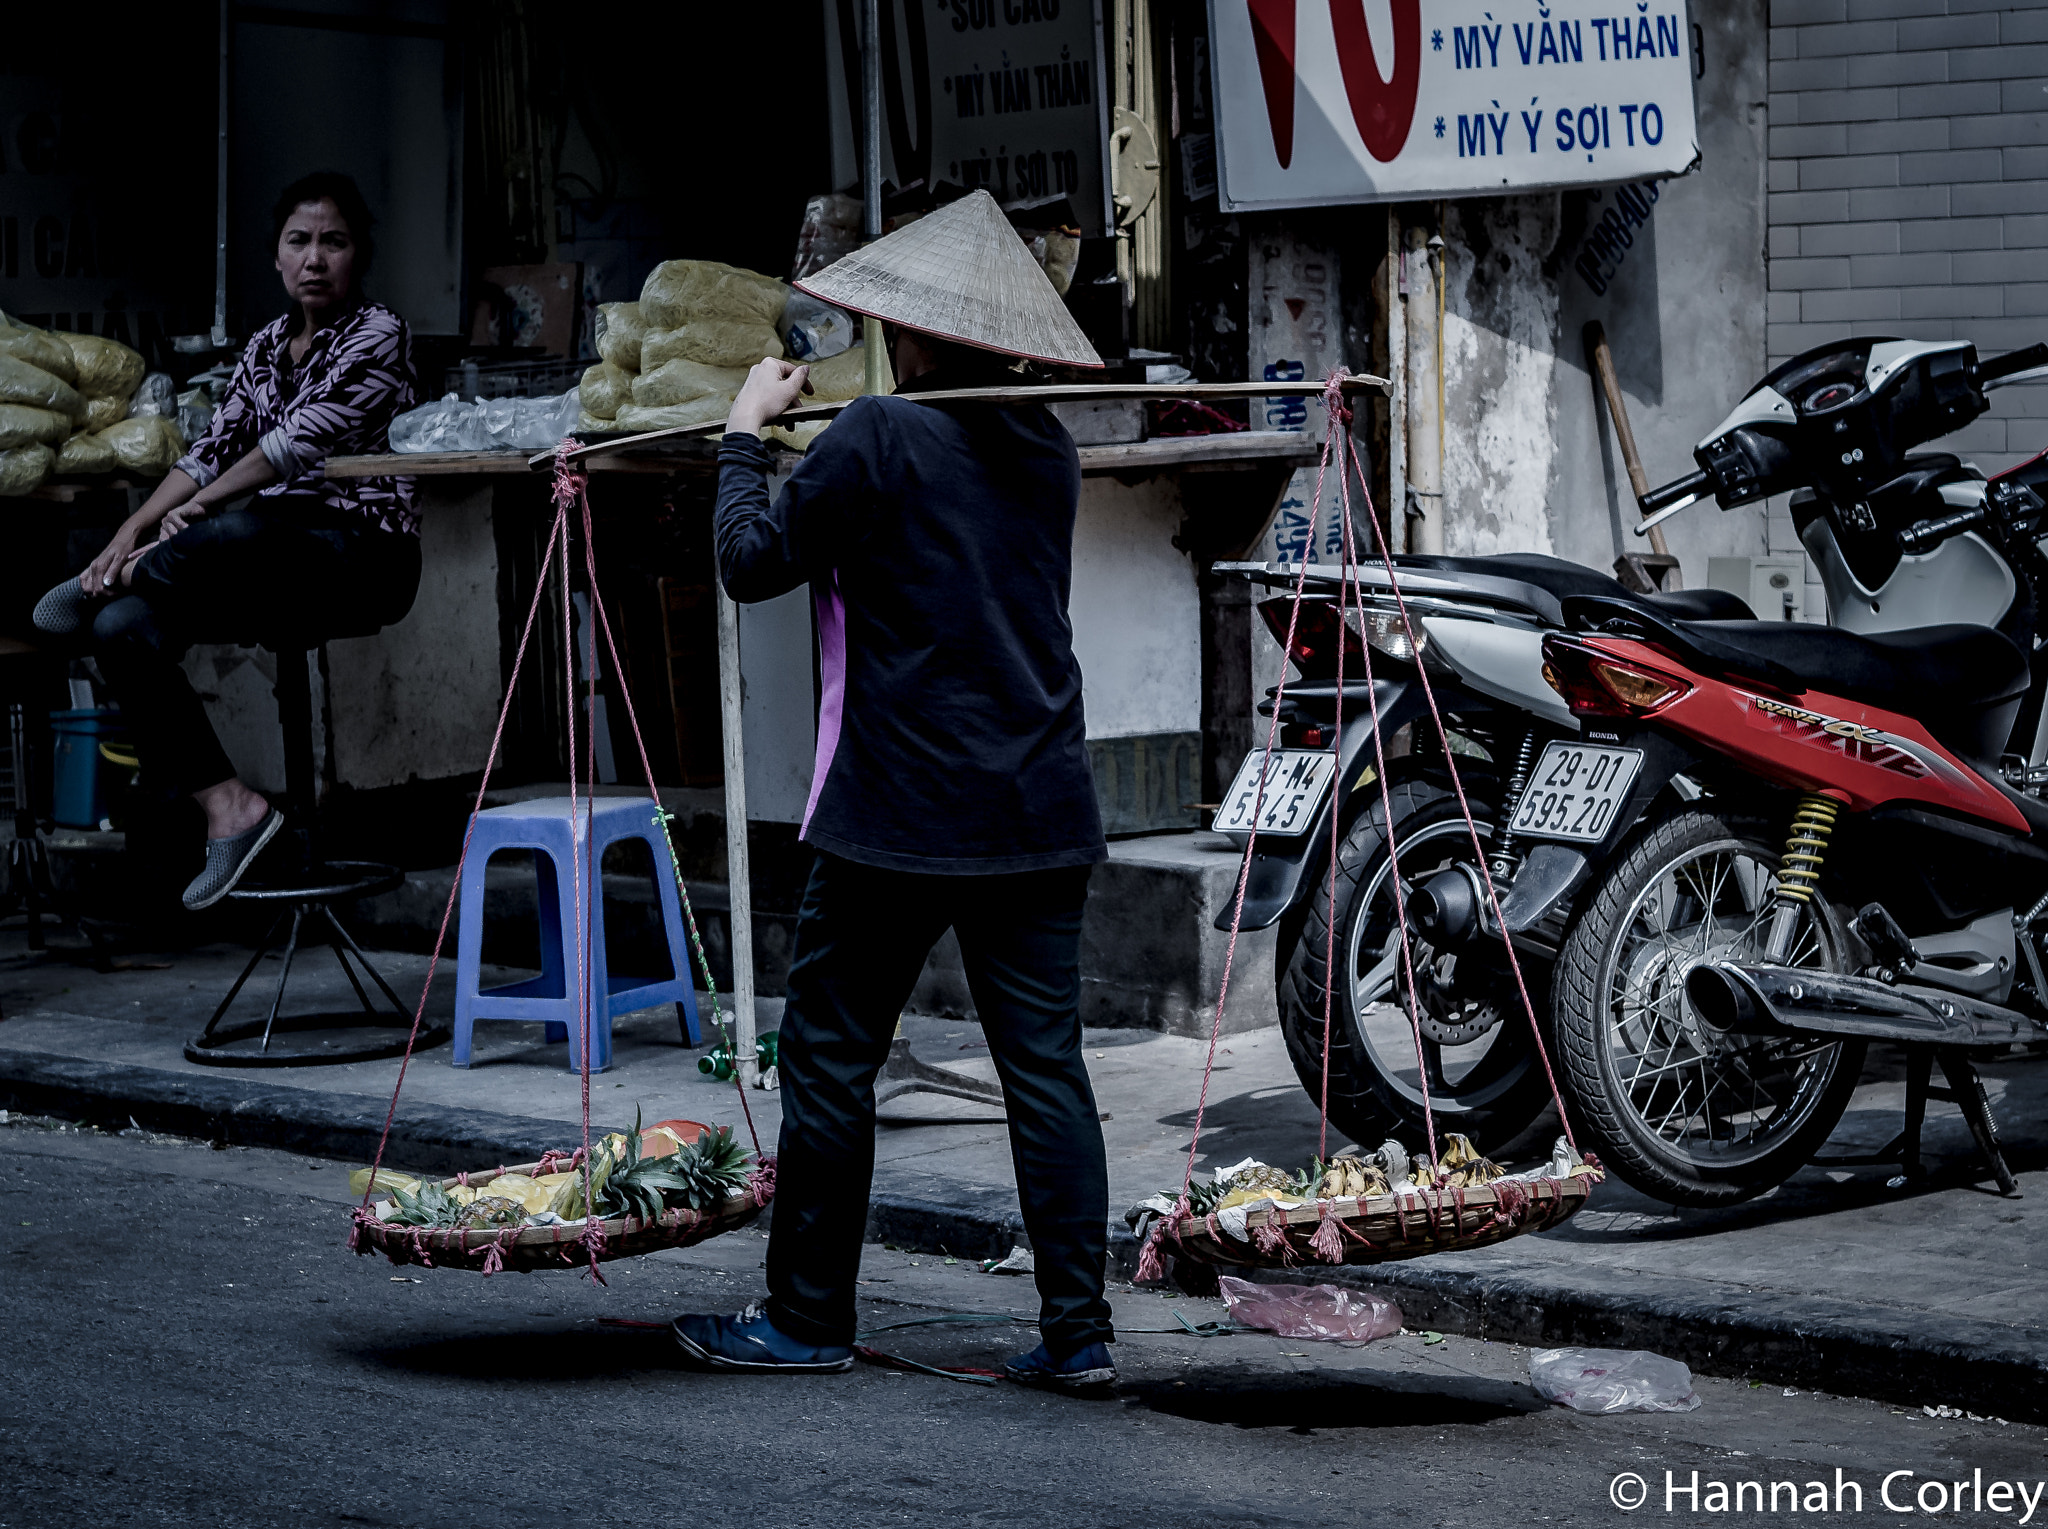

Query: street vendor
[34,171,420,910]
[671,190,1117,1392]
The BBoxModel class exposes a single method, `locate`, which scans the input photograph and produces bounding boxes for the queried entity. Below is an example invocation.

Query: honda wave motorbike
[1216,336,2048,1160]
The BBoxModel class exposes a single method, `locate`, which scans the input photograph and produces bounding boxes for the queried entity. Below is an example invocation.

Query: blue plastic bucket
[49,708,126,829]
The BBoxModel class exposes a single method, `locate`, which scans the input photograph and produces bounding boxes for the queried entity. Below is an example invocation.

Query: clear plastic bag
[389,394,490,453]
[639,259,788,330]
[1217,1276,1404,1343]
[1529,1348,1702,1414]
[631,357,749,409]
[0,403,73,450]
[128,372,176,419]
[792,192,862,279]
[578,361,633,420]
[0,353,85,423]
[175,388,214,445]
[641,320,783,371]
[83,395,124,433]
[781,291,855,362]
[478,388,581,450]
[594,302,647,371]
[612,396,736,433]
[0,442,54,496]
[0,320,79,386]
[95,416,185,475]
[59,332,144,400]
[56,431,116,475]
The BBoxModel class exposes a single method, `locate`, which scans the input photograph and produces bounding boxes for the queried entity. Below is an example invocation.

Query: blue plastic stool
[452,796,702,1072]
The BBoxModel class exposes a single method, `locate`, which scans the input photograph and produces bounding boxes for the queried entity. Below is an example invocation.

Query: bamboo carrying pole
[715,586,756,1086]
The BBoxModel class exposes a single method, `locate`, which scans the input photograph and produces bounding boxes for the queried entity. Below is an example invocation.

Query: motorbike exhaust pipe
[1686,961,2048,1047]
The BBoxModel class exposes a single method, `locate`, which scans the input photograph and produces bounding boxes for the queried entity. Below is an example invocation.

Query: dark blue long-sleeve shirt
[713,381,1105,874]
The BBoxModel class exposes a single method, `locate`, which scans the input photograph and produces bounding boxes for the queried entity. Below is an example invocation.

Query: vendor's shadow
[1125,1365,1545,1429]
[348,1323,687,1382]
[1157,1087,1331,1172]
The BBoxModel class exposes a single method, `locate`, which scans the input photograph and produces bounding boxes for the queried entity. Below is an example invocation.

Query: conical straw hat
[794,190,1103,369]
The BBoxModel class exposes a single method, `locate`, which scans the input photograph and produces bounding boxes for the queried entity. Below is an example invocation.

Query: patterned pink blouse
[176,302,420,535]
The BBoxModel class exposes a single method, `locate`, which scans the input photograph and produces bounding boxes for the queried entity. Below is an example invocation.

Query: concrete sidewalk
[0,931,2041,1420]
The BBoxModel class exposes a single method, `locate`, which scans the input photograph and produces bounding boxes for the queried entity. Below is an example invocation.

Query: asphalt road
[3,1117,2044,1529]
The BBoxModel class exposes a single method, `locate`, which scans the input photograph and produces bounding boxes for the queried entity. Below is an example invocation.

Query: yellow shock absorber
[1776,793,1841,907]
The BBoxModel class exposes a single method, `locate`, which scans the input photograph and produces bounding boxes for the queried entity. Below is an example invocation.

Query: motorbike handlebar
[1979,342,2048,386]
[1639,468,1713,513]
[1897,504,1988,555]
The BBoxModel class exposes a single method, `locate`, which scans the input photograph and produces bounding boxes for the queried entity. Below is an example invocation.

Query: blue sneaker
[1003,1340,1117,1393]
[671,1302,854,1373]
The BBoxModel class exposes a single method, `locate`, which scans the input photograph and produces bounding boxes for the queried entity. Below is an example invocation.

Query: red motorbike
[1526,466,2048,1205]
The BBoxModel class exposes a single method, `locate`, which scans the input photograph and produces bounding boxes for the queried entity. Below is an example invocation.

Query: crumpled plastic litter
[389,389,580,453]
[128,372,176,419]
[175,388,214,446]
[1217,1275,1403,1343]
[1529,1348,1701,1414]
[781,291,855,362]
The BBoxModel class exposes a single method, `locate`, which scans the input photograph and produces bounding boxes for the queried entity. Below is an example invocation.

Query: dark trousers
[765,852,1112,1355]
[90,504,420,796]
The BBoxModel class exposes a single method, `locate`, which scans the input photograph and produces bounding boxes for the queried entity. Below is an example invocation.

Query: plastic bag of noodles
[578,361,633,420]
[0,319,79,386]
[594,301,648,371]
[0,353,85,423]
[802,343,889,402]
[60,333,145,401]
[56,431,116,475]
[641,320,783,371]
[82,395,126,433]
[638,259,787,330]
[0,443,54,496]
[0,403,73,450]
[631,358,749,409]
[95,416,186,476]
[612,396,736,433]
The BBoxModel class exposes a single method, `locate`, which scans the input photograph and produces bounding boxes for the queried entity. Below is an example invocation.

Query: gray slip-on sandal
[182,808,285,911]
[32,578,96,638]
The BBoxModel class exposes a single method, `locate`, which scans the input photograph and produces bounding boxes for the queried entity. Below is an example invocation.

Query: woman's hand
[159,502,210,540]
[80,521,149,596]
[727,358,813,436]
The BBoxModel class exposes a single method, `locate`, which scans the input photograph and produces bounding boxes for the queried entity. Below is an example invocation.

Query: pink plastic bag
[1217,1276,1403,1342]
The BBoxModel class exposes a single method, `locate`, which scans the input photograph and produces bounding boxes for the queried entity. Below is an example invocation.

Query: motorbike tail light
[1541,640,1692,718]
[1258,598,1365,678]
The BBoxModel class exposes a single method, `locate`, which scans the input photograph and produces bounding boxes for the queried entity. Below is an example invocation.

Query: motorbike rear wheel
[1551,806,1866,1207]
[1277,766,1555,1158]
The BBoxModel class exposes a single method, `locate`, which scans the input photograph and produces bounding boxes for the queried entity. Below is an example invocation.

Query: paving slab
[0,929,2041,1419]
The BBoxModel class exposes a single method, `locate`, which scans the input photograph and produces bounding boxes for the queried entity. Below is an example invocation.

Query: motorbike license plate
[1510,743,1643,844]
[1216,749,1337,836]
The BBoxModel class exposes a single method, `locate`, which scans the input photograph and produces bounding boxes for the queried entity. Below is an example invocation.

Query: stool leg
[453,843,493,1068]
[320,903,409,1017]
[535,849,570,1045]
[197,910,291,1038]
[585,834,611,1075]
[637,825,701,1046]
[257,906,308,1056]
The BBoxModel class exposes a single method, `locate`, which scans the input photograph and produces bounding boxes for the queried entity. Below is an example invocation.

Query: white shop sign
[1208,0,1700,211]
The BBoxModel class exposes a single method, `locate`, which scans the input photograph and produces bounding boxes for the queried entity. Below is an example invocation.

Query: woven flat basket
[1171,1175,1593,1270]
[350,1158,767,1274]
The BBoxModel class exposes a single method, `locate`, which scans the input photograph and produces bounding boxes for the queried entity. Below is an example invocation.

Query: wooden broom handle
[1585,321,1671,558]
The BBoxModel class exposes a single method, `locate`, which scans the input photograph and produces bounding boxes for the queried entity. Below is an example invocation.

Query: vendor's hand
[159,502,210,540]
[728,358,813,435]
[81,526,144,597]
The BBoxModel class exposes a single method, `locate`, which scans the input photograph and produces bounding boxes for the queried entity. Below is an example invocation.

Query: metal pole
[861,0,886,397]
[716,585,757,1085]
[213,0,231,348]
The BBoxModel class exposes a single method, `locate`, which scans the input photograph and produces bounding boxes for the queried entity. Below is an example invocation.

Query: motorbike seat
[1563,595,2029,765]
[1397,553,1756,621]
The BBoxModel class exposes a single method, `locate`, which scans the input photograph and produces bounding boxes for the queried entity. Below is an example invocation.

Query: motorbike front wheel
[1277,768,1556,1157]
[1550,806,1866,1207]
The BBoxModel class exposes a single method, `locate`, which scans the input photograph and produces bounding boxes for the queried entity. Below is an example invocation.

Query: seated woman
[35,171,421,910]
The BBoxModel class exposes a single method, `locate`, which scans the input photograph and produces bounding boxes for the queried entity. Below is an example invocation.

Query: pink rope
[1332,421,1578,1152]
[569,479,763,1155]
[353,484,571,1210]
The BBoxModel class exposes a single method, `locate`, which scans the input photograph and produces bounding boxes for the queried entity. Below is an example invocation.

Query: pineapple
[553,1110,754,1220]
